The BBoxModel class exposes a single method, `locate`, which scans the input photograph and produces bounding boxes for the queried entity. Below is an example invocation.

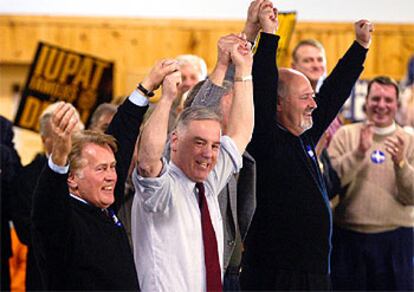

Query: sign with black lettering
[14,42,113,132]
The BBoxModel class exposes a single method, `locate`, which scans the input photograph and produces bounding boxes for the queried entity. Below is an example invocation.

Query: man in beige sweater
[328,76,414,291]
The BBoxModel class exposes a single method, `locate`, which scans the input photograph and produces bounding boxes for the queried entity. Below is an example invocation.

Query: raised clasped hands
[230,34,253,72]
[259,0,278,34]
[141,59,180,92]
[161,68,182,102]
[217,33,252,67]
[243,0,264,43]
[243,0,278,42]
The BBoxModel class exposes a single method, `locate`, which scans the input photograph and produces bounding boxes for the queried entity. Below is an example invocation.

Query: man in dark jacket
[240,6,373,289]
[12,103,83,290]
[31,60,177,290]
[0,116,22,291]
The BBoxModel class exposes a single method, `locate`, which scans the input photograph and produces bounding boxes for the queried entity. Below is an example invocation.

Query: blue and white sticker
[306,145,315,159]
[371,150,385,164]
[108,208,123,227]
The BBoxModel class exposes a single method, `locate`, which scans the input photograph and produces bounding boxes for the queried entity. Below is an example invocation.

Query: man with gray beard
[240,18,373,290]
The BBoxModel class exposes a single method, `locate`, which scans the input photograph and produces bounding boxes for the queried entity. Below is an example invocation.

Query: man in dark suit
[31,60,177,290]
[12,103,83,290]
[0,116,22,291]
[239,1,373,289]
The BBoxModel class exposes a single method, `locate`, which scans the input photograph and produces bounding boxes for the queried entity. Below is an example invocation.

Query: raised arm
[311,20,372,140]
[355,19,374,49]
[242,0,264,44]
[208,34,237,86]
[225,1,279,153]
[106,59,178,210]
[136,68,182,177]
[226,39,254,154]
[248,1,279,155]
[32,102,79,232]
[50,102,79,167]
[190,34,247,109]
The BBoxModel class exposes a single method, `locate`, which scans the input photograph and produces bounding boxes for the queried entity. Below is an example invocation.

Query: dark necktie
[195,182,223,292]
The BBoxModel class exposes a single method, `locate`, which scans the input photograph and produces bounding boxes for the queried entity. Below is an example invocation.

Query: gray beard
[300,118,313,132]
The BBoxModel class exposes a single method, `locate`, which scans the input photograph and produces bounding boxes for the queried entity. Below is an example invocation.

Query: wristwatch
[234,75,253,82]
[137,83,155,97]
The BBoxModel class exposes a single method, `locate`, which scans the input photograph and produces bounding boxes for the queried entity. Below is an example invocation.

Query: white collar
[69,193,90,205]
[69,194,109,213]
[373,121,397,135]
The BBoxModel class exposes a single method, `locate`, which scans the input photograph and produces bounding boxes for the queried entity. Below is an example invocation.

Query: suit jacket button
[228,240,235,246]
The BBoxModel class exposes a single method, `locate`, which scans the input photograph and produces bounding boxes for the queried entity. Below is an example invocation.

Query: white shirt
[131,136,242,292]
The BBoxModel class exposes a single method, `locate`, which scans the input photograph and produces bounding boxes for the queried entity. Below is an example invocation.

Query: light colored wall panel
[1,16,413,95]
[1,15,413,165]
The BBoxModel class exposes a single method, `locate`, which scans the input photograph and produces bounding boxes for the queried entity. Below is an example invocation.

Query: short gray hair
[176,54,208,80]
[89,103,117,128]
[174,106,221,132]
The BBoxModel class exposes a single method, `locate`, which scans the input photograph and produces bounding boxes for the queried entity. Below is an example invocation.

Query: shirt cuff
[48,156,69,174]
[129,89,150,107]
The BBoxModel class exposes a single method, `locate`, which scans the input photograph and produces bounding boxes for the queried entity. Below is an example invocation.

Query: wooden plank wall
[286,22,414,82]
[1,15,413,99]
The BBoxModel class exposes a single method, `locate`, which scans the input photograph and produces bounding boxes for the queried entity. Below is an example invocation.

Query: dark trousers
[1,257,11,292]
[224,266,241,291]
[240,265,331,291]
[331,225,414,291]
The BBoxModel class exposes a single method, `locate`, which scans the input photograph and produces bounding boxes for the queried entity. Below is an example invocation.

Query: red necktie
[195,182,223,292]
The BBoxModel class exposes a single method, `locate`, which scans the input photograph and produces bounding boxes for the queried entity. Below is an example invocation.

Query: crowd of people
[1,0,413,291]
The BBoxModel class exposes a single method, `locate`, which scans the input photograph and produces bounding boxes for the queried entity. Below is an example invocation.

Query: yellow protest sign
[14,42,114,132]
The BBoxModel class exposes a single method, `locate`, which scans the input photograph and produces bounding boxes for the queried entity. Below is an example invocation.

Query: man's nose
[182,79,193,88]
[309,96,317,109]
[105,169,117,181]
[377,98,386,108]
[201,146,213,158]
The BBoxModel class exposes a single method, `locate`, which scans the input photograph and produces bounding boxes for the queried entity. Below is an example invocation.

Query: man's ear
[67,173,78,192]
[276,97,283,112]
[171,131,178,152]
